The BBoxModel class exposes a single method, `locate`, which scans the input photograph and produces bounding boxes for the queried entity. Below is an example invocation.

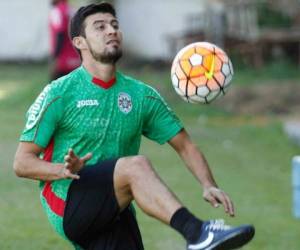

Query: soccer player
[49,0,80,80]
[14,2,255,250]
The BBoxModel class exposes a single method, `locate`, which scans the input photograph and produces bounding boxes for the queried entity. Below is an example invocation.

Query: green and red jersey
[20,66,183,238]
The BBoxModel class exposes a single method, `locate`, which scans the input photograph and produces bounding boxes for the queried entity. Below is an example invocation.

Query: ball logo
[118,92,132,114]
[25,85,51,130]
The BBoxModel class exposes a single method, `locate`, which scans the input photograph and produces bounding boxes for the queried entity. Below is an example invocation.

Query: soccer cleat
[187,219,255,250]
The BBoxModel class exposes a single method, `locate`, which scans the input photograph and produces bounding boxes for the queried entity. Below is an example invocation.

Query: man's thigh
[89,207,144,250]
[63,159,120,247]
[62,159,144,249]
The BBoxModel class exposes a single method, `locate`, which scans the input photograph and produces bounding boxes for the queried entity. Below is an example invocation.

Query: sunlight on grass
[0,89,8,100]
[0,82,19,101]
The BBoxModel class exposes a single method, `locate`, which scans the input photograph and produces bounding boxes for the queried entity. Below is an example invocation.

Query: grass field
[0,62,300,249]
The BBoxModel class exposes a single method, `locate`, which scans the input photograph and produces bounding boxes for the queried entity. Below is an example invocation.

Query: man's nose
[106,25,117,35]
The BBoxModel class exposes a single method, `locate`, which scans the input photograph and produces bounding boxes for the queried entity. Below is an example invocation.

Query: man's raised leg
[114,155,182,222]
[113,155,255,250]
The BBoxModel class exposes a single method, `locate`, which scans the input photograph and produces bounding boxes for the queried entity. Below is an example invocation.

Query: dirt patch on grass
[215,81,300,115]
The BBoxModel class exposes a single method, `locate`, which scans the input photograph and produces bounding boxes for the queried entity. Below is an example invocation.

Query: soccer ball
[171,42,234,104]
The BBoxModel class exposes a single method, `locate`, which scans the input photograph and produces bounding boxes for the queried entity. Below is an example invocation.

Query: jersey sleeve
[142,87,183,144]
[20,84,63,148]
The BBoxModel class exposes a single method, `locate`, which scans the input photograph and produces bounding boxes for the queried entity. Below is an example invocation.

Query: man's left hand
[203,186,235,217]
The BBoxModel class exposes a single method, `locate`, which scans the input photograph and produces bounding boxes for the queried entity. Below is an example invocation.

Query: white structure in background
[0,0,49,60]
[0,0,86,61]
[115,0,211,59]
[0,0,222,61]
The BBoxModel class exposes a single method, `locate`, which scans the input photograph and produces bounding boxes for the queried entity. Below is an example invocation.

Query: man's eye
[96,25,105,30]
[112,23,119,30]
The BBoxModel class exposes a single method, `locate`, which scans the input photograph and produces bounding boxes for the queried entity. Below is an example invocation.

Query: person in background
[49,0,80,80]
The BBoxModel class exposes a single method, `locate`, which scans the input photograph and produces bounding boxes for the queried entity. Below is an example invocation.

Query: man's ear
[73,36,87,51]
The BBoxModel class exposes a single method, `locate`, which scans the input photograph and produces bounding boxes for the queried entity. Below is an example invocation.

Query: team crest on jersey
[118,92,132,114]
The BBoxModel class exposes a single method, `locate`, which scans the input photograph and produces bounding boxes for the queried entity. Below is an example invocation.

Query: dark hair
[70,2,116,40]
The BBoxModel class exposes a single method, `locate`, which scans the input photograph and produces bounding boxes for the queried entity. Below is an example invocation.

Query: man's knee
[113,155,153,209]
[129,155,151,170]
[116,155,153,180]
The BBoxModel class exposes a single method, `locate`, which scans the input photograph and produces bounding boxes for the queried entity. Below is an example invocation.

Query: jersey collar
[92,76,116,89]
[79,65,116,89]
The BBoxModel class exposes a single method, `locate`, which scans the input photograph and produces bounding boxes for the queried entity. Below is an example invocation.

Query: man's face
[82,12,122,64]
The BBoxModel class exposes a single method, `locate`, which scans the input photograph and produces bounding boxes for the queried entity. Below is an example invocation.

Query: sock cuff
[170,207,190,228]
[170,207,203,242]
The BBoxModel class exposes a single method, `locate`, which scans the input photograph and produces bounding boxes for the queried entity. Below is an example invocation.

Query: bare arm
[13,142,91,181]
[169,129,234,216]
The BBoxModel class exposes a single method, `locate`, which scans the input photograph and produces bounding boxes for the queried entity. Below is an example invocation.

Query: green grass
[230,59,300,85]
[1,62,300,249]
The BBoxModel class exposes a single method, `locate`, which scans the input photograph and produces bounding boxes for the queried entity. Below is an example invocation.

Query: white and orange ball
[171,42,233,104]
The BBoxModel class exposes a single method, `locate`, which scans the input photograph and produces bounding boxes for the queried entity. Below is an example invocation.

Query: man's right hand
[60,149,92,179]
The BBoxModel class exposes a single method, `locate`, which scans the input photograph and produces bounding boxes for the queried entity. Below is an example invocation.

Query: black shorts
[63,159,144,250]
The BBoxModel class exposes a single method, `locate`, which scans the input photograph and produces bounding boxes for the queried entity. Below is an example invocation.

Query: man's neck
[82,59,116,82]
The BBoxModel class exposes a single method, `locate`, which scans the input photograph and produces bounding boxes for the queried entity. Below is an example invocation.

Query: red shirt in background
[49,1,80,73]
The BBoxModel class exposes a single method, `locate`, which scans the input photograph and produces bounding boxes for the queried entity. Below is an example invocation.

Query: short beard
[87,42,122,64]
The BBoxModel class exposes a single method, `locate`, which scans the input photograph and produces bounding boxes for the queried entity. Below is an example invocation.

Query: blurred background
[1,0,300,249]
